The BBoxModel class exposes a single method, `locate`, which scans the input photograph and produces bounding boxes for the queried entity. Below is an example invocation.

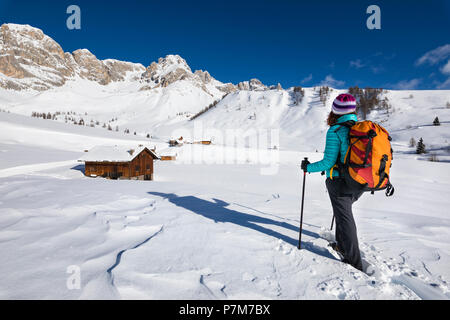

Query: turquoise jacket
[306,113,358,178]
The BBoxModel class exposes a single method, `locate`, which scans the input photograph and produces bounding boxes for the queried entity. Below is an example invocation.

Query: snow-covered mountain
[0,24,144,90]
[0,23,449,160]
[0,23,237,95]
[188,88,450,157]
[1,24,448,154]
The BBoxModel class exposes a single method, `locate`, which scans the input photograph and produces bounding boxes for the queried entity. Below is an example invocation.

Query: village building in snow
[79,146,160,180]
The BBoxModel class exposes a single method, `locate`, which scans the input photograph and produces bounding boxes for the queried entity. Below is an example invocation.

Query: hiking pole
[330,215,335,231]
[298,157,308,250]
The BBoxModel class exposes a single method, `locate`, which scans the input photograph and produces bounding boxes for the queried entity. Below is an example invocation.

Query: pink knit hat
[332,94,357,115]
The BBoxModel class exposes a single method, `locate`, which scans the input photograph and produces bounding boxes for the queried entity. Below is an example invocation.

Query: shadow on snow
[148,192,336,261]
[71,164,85,173]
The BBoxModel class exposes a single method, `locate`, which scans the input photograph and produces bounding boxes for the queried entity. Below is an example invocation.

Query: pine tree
[433,116,440,126]
[293,86,305,105]
[416,138,426,154]
[409,137,416,148]
[348,86,383,120]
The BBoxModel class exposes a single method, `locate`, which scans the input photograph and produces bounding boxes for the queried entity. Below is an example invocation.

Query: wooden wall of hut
[160,155,176,161]
[84,149,156,180]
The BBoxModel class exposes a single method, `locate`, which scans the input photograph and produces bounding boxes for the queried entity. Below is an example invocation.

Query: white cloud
[436,77,450,89]
[350,57,386,74]
[300,74,313,84]
[349,59,365,69]
[391,78,422,90]
[318,75,345,88]
[440,60,450,75]
[416,44,450,66]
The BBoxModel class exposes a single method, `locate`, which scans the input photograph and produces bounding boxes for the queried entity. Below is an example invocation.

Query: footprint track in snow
[360,243,449,299]
[317,277,359,300]
[317,228,448,299]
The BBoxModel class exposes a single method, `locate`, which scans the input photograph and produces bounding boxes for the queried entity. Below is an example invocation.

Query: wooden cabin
[79,146,160,180]
[160,155,176,161]
[192,140,212,145]
[169,136,184,147]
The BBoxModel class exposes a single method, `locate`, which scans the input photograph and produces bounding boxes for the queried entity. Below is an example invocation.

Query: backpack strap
[333,120,356,133]
[372,155,395,197]
[342,120,356,127]
[328,120,358,179]
[330,121,356,178]
[385,180,395,197]
[347,129,377,169]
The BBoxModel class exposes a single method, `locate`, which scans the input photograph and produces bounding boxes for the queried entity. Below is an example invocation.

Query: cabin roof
[79,145,159,162]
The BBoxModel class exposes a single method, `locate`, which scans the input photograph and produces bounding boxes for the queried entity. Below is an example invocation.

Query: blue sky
[0,0,449,89]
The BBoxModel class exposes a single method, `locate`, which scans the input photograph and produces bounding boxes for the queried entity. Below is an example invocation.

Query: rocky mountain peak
[158,54,191,72]
[0,23,237,95]
[72,49,110,84]
[141,54,193,88]
[0,23,145,90]
[237,78,269,91]
[0,23,70,90]
[139,54,236,95]
[194,70,212,83]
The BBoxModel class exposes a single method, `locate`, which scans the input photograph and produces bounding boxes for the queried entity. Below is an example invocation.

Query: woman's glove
[301,159,311,172]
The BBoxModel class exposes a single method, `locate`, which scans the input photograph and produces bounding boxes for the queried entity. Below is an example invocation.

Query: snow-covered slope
[0,111,449,300]
[1,23,450,300]
[370,90,450,160]
[187,88,450,152]
[0,77,224,138]
[2,84,449,156]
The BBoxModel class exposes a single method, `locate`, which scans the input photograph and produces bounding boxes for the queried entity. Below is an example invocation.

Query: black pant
[326,178,364,271]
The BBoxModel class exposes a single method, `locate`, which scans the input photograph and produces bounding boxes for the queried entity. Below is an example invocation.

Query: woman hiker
[301,93,364,271]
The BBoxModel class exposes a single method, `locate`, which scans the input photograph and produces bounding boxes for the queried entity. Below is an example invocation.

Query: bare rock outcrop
[72,49,112,85]
[0,23,72,90]
[237,78,269,91]
[141,55,192,87]
[139,54,237,95]
[0,23,144,90]
[0,23,242,97]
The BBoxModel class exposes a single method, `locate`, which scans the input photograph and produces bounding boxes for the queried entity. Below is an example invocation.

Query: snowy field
[0,107,449,300]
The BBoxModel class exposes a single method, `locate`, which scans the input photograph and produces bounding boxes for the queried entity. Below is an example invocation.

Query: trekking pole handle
[301,157,308,175]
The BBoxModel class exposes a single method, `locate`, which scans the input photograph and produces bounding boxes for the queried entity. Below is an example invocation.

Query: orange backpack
[337,120,394,196]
